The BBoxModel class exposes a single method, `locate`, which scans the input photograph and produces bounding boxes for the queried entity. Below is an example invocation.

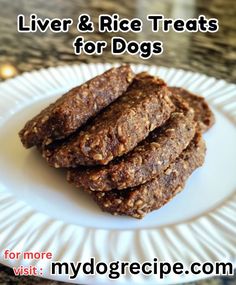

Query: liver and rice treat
[42,72,174,167]
[89,132,206,218]
[19,65,134,148]
[169,87,215,132]
[67,110,196,191]
[19,65,214,219]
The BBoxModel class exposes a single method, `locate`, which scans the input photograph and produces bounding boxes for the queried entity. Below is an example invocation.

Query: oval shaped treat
[19,65,134,148]
[43,72,175,167]
[169,87,215,132]
[89,132,206,219]
[67,109,196,191]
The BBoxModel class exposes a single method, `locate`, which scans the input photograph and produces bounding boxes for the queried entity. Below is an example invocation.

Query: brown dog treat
[90,132,206,219]
[67,109,195,191]
[43,72,175,167]
[19,65,134,148]
[169,87,215,132]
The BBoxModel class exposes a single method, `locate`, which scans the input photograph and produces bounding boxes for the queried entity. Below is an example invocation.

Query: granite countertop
[0,0,235,284]
[0,0,235,83]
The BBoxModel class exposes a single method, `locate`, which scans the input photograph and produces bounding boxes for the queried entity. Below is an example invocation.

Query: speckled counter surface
[0,0,235,284]
[0,0,235,82]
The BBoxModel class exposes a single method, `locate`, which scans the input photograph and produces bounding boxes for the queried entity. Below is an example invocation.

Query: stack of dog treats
[19,65,215,219]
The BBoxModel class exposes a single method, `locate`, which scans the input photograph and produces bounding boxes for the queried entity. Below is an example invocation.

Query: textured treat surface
[90,133,206,219]
[170,87,215,132]
[43,72,175,167]
[19,65,134,148]
[67,109,196,191]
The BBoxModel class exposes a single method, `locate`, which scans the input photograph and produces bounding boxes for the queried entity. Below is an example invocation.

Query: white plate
[0,63,235,284]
